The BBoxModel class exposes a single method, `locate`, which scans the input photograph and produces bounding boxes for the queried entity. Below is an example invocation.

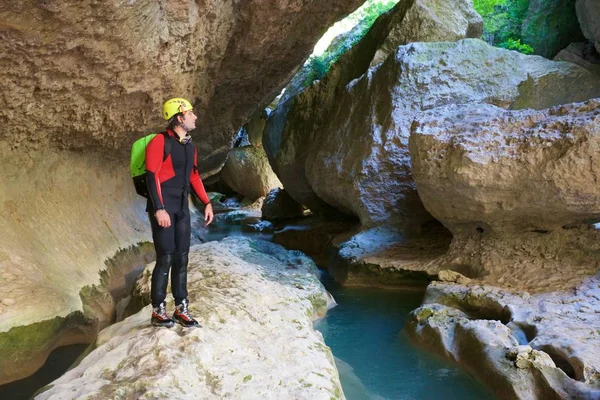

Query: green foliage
[473,0,507,17]
[303,55,330,85]
[473,0,534,55]
[302,0,399,87]
[498,38,534,54]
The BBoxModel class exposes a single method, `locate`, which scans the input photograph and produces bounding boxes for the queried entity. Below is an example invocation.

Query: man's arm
[145,134,166,211]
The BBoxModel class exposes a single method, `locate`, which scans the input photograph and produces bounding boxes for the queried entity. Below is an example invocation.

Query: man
[145,97,214,328]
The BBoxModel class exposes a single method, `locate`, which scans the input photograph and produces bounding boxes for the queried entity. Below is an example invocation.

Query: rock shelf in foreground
[36,237,342,400]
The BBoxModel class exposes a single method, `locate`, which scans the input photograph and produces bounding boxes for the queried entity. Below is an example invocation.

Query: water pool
[315,276,494,400]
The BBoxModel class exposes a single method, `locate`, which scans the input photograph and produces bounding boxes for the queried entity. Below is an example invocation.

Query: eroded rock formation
[370,0,482,66]
[410,98,600,291]
[35,238,342,399]
[0,0,364,165]
[406,279,600,399]
[267,37,600,230]
[264,0,483,227]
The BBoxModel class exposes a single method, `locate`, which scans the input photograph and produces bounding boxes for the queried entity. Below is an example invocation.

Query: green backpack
[130,132,172,198]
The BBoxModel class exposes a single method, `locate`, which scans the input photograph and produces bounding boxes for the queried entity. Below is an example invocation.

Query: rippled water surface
[315,276,494,400]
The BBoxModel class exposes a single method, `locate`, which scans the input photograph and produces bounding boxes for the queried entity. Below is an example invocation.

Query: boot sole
[174,317,200,328]
[151,320,175,328]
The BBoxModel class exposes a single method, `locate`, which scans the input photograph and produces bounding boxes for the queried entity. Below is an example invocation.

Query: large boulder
[554,42,600,76]
[370,0,482,66]
[327,225,452,287]
[221,146,282,201]
[264,0,484,227]
[406,280,600,399]
[35,237,343,399]
[410,99,600,234]
[268,37,600,229]
[576,0,600,53]
[261,188,305,221]
[521,0,584,59]
[409,98,600,292]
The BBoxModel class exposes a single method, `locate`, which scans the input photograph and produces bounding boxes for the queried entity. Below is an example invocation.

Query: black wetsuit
[145,130,210,307]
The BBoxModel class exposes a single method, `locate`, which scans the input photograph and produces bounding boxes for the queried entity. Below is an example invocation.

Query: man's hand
[204,203,214,226]
[155,209,171,228]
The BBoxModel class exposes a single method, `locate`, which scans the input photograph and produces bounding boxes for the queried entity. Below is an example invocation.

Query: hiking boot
[151,302,175,327]
[173,299,199,328]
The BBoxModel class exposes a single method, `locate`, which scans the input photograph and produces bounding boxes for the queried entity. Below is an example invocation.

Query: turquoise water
[315,276,494,400]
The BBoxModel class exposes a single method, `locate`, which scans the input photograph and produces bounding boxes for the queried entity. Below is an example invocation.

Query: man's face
[181,110,197,132]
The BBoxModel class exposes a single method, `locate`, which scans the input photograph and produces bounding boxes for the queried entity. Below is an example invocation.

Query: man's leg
[171,205,199,327]
[171,207,190,304]
[149,211,176,327]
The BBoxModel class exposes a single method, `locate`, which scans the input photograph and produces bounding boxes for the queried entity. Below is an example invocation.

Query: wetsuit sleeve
[190,146,211,205]
[145,134,165,210]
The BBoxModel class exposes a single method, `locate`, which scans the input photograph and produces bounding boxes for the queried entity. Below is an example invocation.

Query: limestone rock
[304,40,600,228]
[409,99,600,234]
[406,280,600,399]
[327,225,452,287]
[521,0,584,59]
[0,0,364,167]
[409,99,600,292]
[265,0,484,227]
[576,0,600,53]
[245,109,269,148]
[554,42,600,76]
[36,237,343,400]
[0,0,365,383]
[0,147,153,384]
[371,0,483,66]
[261,188,305,221]
[438,269,472,285]
[221,146,282,201]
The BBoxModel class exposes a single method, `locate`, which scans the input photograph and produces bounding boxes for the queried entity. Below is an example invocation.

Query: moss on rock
[0,311,95,383]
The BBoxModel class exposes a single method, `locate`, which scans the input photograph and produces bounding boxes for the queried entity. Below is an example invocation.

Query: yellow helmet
[163,98,193,120]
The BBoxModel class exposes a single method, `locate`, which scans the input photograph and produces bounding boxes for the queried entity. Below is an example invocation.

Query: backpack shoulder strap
[160,131,172,161]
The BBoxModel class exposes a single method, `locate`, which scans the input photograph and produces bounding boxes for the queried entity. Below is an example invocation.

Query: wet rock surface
[328,224,452,287]
[406,279,600,399]
[261,188,306,221]
[272,217,359,269]
[36,237,343,400]
[221,146,282,201]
